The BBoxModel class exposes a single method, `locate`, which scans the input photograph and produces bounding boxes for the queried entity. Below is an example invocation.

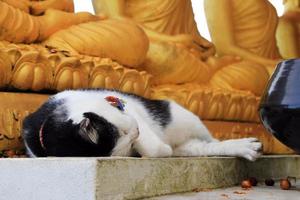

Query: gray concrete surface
[149,183,300,200]
[0,158,97,200]
[0,156,299,200]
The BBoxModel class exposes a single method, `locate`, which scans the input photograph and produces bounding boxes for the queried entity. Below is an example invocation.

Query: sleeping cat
[22,89,262,160]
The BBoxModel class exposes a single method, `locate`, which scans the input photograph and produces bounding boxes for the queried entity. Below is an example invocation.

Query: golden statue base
[0,92,49,150]
[0,92,293,154]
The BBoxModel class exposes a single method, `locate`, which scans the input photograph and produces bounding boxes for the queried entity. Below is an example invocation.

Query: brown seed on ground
[265,178,275,186]
[249,177,258,186]
[241,180,252,189]
[280,179,291,190]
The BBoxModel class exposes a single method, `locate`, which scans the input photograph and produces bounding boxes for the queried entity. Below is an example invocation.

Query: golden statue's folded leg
[209,60,270,96]
[44,19,149,67]
[144,40,269,96]
[143,41,215,84]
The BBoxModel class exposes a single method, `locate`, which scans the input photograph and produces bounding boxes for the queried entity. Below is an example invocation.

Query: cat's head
[41,112,138,157]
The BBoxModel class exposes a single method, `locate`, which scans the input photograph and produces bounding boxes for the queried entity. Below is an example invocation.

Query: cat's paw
[157,144,173,157]
[225,138,262,161]
[123,116,139,141]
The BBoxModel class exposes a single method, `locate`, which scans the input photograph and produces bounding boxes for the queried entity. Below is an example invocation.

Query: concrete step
[0,156,299,200]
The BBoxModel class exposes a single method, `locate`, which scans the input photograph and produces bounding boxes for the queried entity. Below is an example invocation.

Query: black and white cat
[23,89,262,160]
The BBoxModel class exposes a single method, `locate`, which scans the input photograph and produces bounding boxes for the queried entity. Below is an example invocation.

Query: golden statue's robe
[231,0,281,59]
[125,0,199,36]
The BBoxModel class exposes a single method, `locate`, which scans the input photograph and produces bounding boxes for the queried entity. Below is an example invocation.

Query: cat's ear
[79,118,99,144]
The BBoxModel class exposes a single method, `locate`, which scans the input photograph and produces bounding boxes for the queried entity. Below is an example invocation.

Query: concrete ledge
[245,155,300,180]
[0,156,299,200]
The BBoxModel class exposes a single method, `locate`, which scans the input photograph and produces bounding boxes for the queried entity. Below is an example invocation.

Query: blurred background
[73,0,284,41]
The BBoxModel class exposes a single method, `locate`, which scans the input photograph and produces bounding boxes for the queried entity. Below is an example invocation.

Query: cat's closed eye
[120,130,128,135]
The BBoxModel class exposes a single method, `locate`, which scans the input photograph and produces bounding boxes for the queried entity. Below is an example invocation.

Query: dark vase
[259,59,300,153]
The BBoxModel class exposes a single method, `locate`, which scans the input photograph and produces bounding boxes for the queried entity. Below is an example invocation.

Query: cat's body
[23,89,261,160]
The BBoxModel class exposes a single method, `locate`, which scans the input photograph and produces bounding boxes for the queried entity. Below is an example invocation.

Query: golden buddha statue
[204,0,282,75]
[276,0,300,58]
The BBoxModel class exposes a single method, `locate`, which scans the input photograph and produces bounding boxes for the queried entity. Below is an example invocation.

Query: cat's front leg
[133,121,173,157]
[110,115,140,157]
[173,137,262,161]
[122,116,140,142]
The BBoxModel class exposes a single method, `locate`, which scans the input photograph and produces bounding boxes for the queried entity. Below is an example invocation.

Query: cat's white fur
[54,90,262,161]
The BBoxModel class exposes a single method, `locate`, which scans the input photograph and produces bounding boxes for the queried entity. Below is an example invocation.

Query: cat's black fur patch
[22,97,62,156]
[23,97,119,157]
[39,112,119,157]
[136,98,171,127]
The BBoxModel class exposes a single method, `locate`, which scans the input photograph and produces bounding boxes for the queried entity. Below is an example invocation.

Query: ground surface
[149,183,300,200]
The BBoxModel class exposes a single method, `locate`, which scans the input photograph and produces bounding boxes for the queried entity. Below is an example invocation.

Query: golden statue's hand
[171,34,215,60]
[206,55,241,69]
[192,35,216,60]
